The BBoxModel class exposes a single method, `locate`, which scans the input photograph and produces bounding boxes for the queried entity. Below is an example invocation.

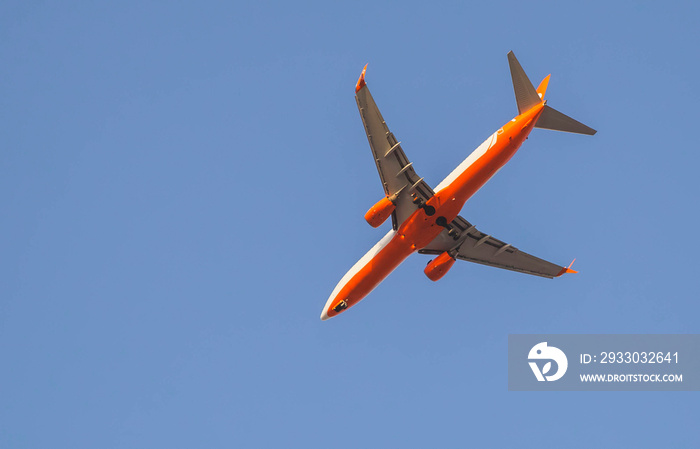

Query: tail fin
[536,74,550,99]
[508,51,597,136]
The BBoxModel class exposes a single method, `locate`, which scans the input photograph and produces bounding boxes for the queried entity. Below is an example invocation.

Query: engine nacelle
[424,251,456,281]
[364,197,396,228]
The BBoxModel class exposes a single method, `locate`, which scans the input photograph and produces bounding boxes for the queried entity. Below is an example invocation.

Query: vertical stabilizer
[536,74,551,99]
[507,51,541,114]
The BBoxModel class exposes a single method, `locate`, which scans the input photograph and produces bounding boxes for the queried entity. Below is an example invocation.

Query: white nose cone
[320,291,338,321]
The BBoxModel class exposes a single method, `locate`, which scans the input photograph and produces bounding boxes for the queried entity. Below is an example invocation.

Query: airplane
[320,51,596,321]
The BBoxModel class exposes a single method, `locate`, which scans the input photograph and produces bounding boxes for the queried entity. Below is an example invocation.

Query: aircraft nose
[320,308,330,321]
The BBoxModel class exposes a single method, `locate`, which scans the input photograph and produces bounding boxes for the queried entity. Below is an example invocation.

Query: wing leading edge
[419,215,575,278]
[355,69,434,229]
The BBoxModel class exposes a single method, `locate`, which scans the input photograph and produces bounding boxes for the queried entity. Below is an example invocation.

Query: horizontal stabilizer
[535,105,597,135]
[508,51,542,114]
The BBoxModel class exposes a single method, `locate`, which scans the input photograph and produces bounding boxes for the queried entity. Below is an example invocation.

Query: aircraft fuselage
[321,103,545,320]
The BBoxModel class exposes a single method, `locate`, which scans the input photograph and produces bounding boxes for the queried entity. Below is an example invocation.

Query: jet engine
[364,196,396,228]
[424,251,456,281]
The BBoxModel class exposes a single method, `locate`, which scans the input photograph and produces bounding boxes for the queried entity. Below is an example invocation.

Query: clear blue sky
[2,1,698,447]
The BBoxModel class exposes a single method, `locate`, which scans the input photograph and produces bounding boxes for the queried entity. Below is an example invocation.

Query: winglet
[355,64,367,93]
[556,258,578,277]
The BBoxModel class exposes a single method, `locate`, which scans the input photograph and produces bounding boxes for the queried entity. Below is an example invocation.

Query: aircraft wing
[355,73,434,230]
[418,215,574,278]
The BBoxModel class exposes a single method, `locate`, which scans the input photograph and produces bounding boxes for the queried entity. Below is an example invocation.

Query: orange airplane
[321,52,595,321]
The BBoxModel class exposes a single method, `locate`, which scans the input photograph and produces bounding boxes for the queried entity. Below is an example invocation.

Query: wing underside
[355,82,433,229]
[419,216,571,278]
